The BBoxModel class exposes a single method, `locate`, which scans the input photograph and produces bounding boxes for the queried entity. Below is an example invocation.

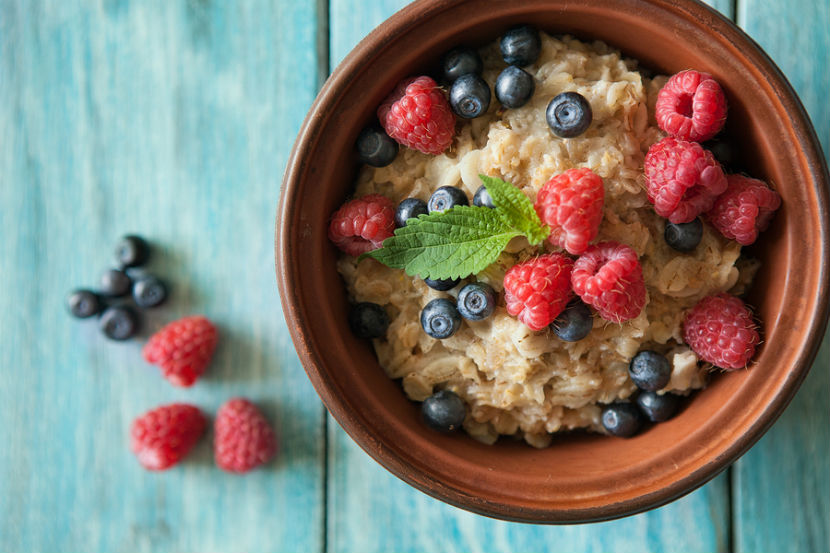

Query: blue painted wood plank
[0,1,325,552]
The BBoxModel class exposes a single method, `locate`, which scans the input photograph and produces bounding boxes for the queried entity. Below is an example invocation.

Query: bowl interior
[278,0,829,522]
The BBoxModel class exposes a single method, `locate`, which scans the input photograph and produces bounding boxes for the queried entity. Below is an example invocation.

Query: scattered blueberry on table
[100,268,132,297]
[66,289,103,319]
[99,305,140,341]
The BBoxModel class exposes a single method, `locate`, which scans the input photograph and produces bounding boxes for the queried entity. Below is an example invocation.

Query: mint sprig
[361,175,549,279]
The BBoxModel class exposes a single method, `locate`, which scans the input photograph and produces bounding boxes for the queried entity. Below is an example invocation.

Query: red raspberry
[656,70,727,142]
[683,293,759,369]
[706,174,781,245]
[377,76,456,155]
[215,398,278,473]
[130,403,206,471]
[644,137,728,224]
[143,316,218,387]
[328,194,395,257]
[503,253,574,331]
[571,241,646,323]
[534,168,605,255]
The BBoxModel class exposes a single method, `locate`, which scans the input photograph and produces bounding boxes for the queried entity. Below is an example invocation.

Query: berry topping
[534,167,605,255]
[449,74,491,119]
[656,70,727,142]
[705,174,781,246]
[348,302,389,339]
[495,66,535,109]
[551,298,593,342]
[664,218,704,253]
[421,390,466,432]
[546,92,593,138]
[99,305,140,340]
[66,289,103,319]
[356,126,398,167]
[499,25,541,67]
[456,282,496,321]
[377,76,455,155]
[636,391,681,422]
[143,315,218,387]
[628,350,672,391]
[420,298,462,339]
[571,241,646,324]
[328,194,396,257]
[132,275,168,308]
[472,185,495,208]
[115,235,150,268]
[705,137,739,171]
[394,198,428,227]
[215,398,278,473]
[427,186,469,213]
[683,293,759,369]
[424,277,461,291]
[503,253,573,331]
[644,137,728,224]
[100,268,132,297]
[442,46,483,82]
[130,403,206,471]
[601,402,643,438]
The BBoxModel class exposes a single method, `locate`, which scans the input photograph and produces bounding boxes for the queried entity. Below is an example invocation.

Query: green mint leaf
[479,174,549,245]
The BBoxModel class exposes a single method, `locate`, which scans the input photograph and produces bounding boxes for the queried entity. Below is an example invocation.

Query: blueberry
[664,218,703,252]
[348,302,389,339]
[472,185,495,208]
[132,276,168,308]
[66,289,103,319]
[423,277,460,291]
[495,66,535,109]
[356,126,398,167]
[114,235,150,268]
[704,137,738,171]
[456,282,496,321]
[442,46,483,82]
[636,391,681,422]
[99,268,132,297]
[99,305,139,341]
[552,299,593,342]
[601,402,643,437]
[420,298,461,339]
[628,350,672,391]
[449,74,491,119]
[421,389,466,432]
[499,25,541,67]
[546,92,593,138]
[427,186,469,213]
[395,198,428,227]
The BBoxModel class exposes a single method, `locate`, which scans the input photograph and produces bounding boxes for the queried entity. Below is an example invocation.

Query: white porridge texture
[337,34,753,447]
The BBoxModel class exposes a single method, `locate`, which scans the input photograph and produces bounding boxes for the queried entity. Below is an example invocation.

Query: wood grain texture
[0,1,325,552]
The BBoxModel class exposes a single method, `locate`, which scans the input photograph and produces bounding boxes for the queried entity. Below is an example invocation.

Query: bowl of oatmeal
[276,0,830,522]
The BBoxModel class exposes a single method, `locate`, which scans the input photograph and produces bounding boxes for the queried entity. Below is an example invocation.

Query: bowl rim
[277,0,830,523]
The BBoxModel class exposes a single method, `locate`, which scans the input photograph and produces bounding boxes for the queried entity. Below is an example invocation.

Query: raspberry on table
[503,253,574,331]
[644,137,728,224]
[656,70,727,142]
[571,241,646,323]
[377,76,456,155]
[215,398,278,473]
[534,167,605,255]
[130,403,207,471]
[143,315,218,387]
[328,194,395,257]
[683,293,759,369]
[706,174,781,245]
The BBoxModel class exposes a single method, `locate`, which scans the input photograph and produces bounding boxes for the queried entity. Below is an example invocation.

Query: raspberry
[130,403,206,471]
[328,194,395,257]
[644,137,728,224]
[378,76,456,155]
[143,315,218,387]
[706,174,781,245]
[656,70,727,142]
[534,168,605,255]
[683,293,759,369]
[215,398,278,473]
[503,253,574,331]
[571,241,646,323]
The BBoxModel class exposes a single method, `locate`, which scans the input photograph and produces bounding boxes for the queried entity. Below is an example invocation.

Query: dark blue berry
[499,25,541,67]
[423,277,460,291]
[395,198,428,227]
[664,218,703,252]
[546,92,592,138]
[449,74,491,119]
[420,298,461,339]
[442,46,483,82]
[356,126,398,167]
[456,282,496,321]
[421,389,466,432]
[636,391,681,422]
[66,289,103,319]
[628,350,672,391]
[552,299,593,342]
[348,302,389,339]
[115,235,150,268]
[100,268,132,297]
[472,185,495,208]
[427,186,469,213]
[601,402,643,437]
[495,66,535,109]
[704,137,738,171]
[99,305,139,341]
[132,276,168,308]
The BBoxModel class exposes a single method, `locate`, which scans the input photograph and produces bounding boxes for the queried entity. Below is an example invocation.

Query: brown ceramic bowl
[277,0,830,522]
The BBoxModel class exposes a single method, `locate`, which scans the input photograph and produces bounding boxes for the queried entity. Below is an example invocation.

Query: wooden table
[1,1,827,551]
